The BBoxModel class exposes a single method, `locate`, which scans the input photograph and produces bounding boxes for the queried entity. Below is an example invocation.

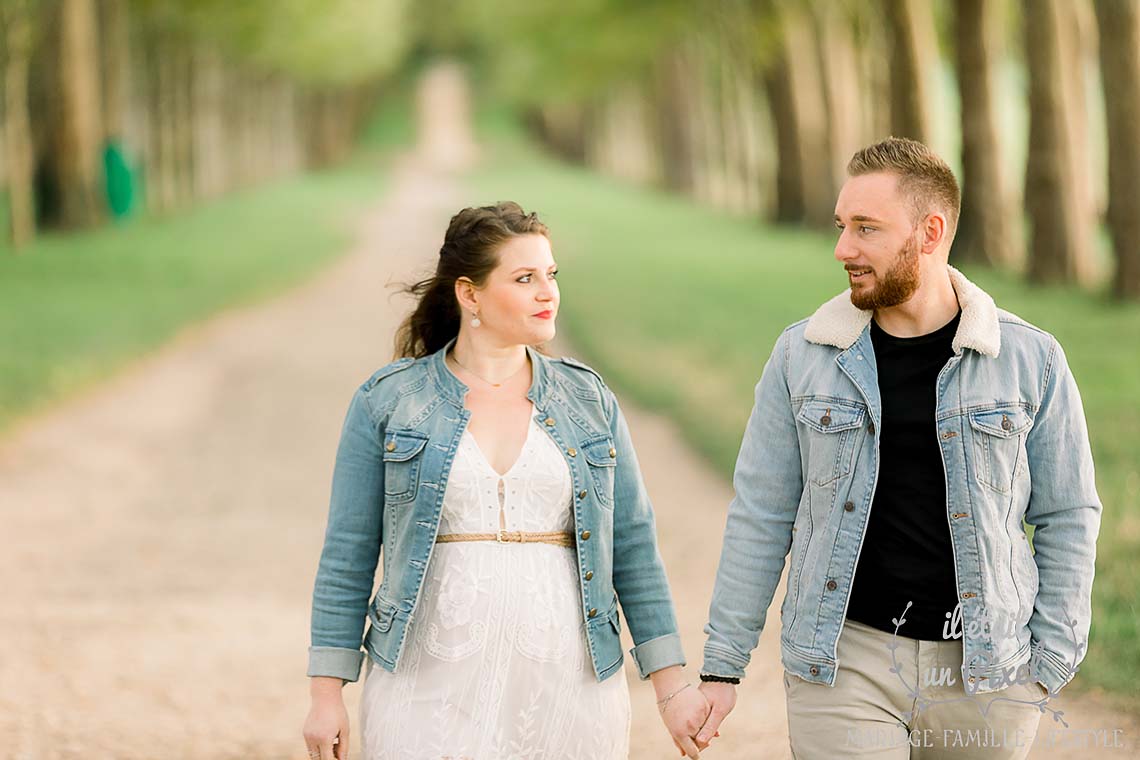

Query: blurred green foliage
[130,0,411,85]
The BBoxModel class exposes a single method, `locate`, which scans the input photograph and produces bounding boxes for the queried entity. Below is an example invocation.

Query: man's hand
[694,681,737,749]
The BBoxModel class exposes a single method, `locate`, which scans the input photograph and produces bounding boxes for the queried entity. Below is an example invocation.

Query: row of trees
[0,0,409,249]
[454,0,1140,299]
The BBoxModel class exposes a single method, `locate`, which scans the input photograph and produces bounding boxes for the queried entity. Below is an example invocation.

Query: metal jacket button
[826,579,838,591]
[544,417,556,426]
[810,666,820,676]
[578,490,588,499]
[584,570,594,580]
[608,447,616,458]
[385,442,396,452]
[580,530,591,541]
[588,608,597,618]
[844,501,855,512]
[567,448,577,457]
[1001,414,1012,431]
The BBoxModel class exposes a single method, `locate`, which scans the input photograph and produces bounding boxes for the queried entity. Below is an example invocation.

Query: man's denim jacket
[702,267,1101,696]
[308,339,685,683]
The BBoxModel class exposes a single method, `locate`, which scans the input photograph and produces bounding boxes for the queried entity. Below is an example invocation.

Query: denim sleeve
[1024,339,1103,695]
[605,387,687,679]
[307,384,385,682]
[702,330,802,679]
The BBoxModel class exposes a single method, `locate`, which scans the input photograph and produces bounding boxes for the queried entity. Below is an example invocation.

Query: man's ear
[921,212,948,254]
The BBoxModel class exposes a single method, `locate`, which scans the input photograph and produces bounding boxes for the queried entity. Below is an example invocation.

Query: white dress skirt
[360,404,631,760]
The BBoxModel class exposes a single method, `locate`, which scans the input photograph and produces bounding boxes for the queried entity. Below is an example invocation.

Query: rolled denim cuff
[629,632,686,680]
[1032,644,1078,696]
[307,645,364,683]
[701,644,749,680]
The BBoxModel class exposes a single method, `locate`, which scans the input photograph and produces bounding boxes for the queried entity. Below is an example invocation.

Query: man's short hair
[847,137,961,236]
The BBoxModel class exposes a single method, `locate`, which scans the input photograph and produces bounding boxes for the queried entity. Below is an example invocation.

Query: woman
[302,202,711,759]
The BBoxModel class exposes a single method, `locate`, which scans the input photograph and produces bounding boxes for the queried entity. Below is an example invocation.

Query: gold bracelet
[656,682,691,712]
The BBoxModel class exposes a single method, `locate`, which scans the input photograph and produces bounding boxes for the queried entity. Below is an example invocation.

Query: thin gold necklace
[449,353,528,388]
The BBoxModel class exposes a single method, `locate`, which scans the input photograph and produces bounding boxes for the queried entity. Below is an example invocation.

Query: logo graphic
[885,601,1087,728]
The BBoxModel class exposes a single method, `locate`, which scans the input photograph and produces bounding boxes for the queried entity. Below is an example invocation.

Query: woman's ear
[454,277,479,314]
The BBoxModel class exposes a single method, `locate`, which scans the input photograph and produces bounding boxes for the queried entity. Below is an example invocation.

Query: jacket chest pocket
[582,436,617,509]
[969,407,1032,494]
[796,399,865,487]
[383,430,429,504]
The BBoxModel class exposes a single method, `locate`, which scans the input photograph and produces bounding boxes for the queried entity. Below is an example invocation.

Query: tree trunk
[813,4,863,196]
[144,29,176,213]
[533,101,588,164]
[883,0,935,143]
[1094,0,1140,298]
[191,43,225,200]
[689,39,723,205]
[854,6,891,142]
[1062,1,1103,226]
[719,40,749,212]
[763,5,832,227]
[98,0,128,142]
[55,0,103,228]
[173,38,195,205]
[953,0,1021,267]
[1024,0,1097,286]
[654,49,697,195]
[2,5,37,248]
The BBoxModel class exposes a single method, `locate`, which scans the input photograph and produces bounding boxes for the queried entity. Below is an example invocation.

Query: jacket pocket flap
[370,597,398,633]
[582,437,618,467]
[797,400,865,434]
[382,430,429,462]
[969,407,1032,438]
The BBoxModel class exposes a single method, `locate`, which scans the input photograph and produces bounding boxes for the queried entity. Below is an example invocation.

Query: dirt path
[2,68,1135,759]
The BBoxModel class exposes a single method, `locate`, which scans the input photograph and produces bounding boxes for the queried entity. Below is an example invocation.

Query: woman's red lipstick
[533,310,553,319]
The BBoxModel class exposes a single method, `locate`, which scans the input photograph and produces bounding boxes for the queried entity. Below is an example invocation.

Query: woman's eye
[860,226,874,234]
[549,270,558,279]
[517,274,532,283]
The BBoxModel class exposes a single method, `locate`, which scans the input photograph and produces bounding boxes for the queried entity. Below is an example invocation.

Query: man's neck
[873,267,961,338]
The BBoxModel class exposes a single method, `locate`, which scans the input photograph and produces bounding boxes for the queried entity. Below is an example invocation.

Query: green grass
[465,138,1140,709]
[0,153,390,433]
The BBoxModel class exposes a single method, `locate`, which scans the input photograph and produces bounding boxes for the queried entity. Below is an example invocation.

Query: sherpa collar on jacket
[803,265,1001,358]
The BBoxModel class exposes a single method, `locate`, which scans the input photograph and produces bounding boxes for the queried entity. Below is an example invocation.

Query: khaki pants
[784,619,1045,759]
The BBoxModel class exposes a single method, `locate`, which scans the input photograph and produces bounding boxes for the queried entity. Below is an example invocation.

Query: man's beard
[849,233,922,310]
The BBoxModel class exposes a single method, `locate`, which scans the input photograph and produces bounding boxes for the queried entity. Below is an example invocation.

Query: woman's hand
[650,666,714,758]
[302,677,350,760]
[659,683,713,758]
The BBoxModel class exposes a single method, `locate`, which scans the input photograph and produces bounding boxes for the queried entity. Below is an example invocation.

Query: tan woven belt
[435,530,575,547]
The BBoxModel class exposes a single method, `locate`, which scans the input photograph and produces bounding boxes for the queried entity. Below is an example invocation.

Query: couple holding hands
[303,138,1101,760]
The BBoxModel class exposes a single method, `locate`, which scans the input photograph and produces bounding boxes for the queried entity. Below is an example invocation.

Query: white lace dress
[359,405,631,760]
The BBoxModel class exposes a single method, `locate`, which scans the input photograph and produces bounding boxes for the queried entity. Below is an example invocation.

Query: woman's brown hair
[394,201,550,359]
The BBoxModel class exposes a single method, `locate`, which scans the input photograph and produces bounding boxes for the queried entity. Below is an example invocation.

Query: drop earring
[471,312,481,328]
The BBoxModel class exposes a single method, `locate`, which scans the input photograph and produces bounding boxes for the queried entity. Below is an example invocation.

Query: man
[689,137,1101,758]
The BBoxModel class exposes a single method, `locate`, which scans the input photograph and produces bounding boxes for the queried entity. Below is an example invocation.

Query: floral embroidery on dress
[436,561,480,629]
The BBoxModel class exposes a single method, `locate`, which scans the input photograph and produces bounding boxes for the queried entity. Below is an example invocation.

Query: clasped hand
[658,680,737,757]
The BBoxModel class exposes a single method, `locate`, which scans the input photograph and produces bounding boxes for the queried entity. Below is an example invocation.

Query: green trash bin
[103,140,135,219]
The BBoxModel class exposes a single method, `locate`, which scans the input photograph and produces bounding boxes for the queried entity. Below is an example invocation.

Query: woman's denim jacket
[702,267,1102,696]
[308,340,686,683]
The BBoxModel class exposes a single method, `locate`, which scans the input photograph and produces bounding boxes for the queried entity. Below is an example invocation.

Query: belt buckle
[496,529,508,544]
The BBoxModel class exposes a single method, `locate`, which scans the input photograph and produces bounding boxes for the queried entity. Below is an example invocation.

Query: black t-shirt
[845,310,962,641]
